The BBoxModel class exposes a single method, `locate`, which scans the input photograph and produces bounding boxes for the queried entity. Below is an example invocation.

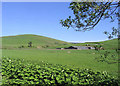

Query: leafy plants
[1,57,118,85]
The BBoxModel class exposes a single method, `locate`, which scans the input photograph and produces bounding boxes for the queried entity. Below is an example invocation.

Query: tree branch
[92,2,112,28]
[110,6,119,15]
[111,3,118,6]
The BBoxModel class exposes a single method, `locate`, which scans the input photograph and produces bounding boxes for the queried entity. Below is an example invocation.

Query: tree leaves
[60,2,119,31]
[104,27,118,39]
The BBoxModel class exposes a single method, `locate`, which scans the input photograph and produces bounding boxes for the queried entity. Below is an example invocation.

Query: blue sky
[2,2,118,42]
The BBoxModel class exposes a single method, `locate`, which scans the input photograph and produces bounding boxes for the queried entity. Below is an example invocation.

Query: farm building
[64,46,95,50]
[64,46,77,49]
[56,48,64,50]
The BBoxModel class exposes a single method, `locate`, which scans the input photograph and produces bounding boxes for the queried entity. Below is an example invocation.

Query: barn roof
[68,46,95,49]
[72,46,88,49]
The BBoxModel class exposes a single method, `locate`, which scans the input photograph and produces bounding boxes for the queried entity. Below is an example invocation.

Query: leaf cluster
[104,27,119,39]
[1,57,118,85]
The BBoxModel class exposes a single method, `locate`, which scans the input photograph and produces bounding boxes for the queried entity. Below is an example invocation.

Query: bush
[95,50,118,64]
[94,45,104,51]
[18,45,24,48]
[42,45,49,48]
[2,57,118,85]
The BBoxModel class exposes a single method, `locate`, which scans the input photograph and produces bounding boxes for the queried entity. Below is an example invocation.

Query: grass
[2,34,118,50]
[99,38,118,49]
[1,34,70,49]
[1,34,119,84]
[2,49,118,78]
[73,38,118,50]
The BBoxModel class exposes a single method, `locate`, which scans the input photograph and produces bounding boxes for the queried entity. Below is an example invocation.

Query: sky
[2,2,118,42]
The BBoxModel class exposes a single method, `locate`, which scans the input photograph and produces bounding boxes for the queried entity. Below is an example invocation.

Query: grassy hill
[1,34,118,50]
[72,38,118,50]
[1,34,70,49]
[99,38,118,50]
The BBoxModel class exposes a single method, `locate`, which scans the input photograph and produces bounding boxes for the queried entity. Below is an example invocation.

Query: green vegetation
[2,49,118,77]
[1,34,70,49]
[1,57,118,85]
[60,2,118,32]
[1,34,118,50]
[2,2,119,85]
[1,34,119,85]
[72,38,118,50]
[99,38,118,50]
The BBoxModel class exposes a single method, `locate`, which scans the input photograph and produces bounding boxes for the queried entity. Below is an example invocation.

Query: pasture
[1,34,119,85]
[2,49,118,78]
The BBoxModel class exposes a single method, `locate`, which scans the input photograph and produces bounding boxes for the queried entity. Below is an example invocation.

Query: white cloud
[67,39,109,43]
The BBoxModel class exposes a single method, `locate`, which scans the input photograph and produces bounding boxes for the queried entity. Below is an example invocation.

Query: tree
[60,2,120,38]
[28,41,32,47]
[60,1,120,64]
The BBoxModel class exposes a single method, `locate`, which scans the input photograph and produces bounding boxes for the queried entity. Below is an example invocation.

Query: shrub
[95,50,118,64]
[42,45,49,48]
[28,41,32,47]
[1,57,118,85]
[18,45,24,48]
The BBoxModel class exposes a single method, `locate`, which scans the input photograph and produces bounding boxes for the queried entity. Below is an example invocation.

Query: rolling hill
[1,34,70,49]
[99,38,118,50]
[1,34,118,50]
[71,38,118,50]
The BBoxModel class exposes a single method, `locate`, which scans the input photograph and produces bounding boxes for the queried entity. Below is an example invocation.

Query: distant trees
[18,41,33,48]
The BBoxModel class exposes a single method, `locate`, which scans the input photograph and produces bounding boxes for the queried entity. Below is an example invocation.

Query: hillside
[71,38,118,50]
[1,34,70,49]
[99,38,118,50]
[1,34,118,50]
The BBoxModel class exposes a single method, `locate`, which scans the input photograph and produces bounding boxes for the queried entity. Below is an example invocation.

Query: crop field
[1,35,119,85]
[1,56,118,85]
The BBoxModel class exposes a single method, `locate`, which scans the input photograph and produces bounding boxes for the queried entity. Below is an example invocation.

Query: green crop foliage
[1,57,118,85]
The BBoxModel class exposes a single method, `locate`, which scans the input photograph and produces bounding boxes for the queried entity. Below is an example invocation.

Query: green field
[2,49,118,77]
[1,34,119,85]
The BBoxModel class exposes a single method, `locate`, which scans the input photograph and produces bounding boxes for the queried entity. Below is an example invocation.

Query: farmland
[1,34,119,85]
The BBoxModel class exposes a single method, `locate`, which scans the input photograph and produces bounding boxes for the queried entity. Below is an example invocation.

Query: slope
[71,38,118,50]
[1,34,70,49]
